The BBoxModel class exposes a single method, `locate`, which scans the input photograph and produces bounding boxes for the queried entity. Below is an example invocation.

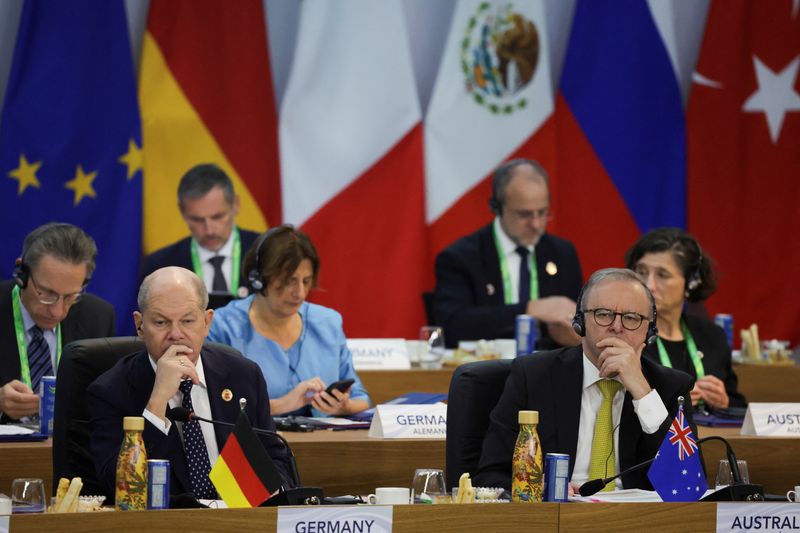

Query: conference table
[4,501,752,532]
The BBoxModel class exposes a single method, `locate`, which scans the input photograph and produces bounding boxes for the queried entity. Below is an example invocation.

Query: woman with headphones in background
[208,225,370,417]
[625,227,746,410]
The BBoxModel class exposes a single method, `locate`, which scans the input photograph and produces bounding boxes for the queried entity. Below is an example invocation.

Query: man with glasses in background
[474,268,695,493]
[433,159,583,349]
[0,223,115,420]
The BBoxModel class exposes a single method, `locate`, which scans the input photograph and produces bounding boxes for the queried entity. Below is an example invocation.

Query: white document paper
[741,403,800,436]
[0,425,35,436]
[348,339,410,370]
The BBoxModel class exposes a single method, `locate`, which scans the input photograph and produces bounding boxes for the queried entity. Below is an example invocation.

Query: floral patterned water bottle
[512,410,543,503]
[115,416,148,510]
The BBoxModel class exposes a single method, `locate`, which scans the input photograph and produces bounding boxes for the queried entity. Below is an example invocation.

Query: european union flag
[0,0,141,335]
[647,404,708,502]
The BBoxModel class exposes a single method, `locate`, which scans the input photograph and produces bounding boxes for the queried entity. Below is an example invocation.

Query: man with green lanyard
[0,223,115,421]
[138,164,260,307]
[433,159,584,350]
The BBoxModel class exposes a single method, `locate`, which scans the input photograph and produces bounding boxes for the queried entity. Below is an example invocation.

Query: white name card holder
[741,403,800,436]
[716,502,800,533]
[368,404,447,439]
[278,505,393,533]
[348,339,411,370]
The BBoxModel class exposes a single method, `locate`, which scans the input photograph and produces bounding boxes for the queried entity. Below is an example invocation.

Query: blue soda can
[147,460,170,509]
[714,314,734,348]
[544,453,570,502]
[38,376,56,436]
[515,315,537,355]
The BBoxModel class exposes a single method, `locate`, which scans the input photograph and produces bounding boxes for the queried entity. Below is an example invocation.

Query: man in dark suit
[433,159,583,349]
[475,268,695,492]
[0,223,115,420]
[138,164,260,302]
[89,267,293,501]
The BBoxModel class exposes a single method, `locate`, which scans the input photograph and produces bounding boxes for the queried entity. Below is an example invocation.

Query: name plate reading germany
[278,506,393,533]
[348,339,411,370]
[741,403,800,436]
[717,502,800,532]
[368,404,447,439]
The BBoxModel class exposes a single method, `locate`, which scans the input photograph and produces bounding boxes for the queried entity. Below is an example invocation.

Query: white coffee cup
[787,486,800,503]
[367,487,410,505]
[495,339,517,359]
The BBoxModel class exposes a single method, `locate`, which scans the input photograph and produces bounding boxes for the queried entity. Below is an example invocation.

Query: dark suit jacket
[138,228,260,291]
[433,224,583,348]
[87,344,294,500]
[0,279,115,389]
[474,346,695,490]
[644,313,747,408]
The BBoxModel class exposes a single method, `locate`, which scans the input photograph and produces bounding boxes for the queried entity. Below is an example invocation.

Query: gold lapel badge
[486,283,495,296]
[221,388,233,402]
[545,261,558,276]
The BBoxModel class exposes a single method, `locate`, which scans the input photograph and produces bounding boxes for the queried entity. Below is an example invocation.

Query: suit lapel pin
[545,261,558,276]
[486,283,495,296]
[237,286,249,298]
[221,388,233,402]
[697,351,704,360]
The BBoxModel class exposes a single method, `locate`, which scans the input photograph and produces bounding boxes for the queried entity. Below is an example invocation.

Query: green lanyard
[492,224,539,305]
[190,227,241,295]
[655,318,705,379]
[11,285,61,389]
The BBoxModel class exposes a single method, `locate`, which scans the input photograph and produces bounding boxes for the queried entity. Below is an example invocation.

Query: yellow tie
[588,379,622,492]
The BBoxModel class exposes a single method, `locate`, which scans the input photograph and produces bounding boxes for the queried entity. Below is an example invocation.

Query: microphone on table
[578,457,655,497]
[166,405,306,496]
[696,435,763,502]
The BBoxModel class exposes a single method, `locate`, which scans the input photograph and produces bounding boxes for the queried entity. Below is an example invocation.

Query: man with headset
[432,159,583,349]
[0,223,115,420]
[474,268,695,492]
[139,164,260,305]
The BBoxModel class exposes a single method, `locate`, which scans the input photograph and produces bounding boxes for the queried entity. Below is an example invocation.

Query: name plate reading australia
[717,502,800,533]
[278,506,393,533]
[368,404,447,439]
[348,339,410,370]
[741,403,800,436]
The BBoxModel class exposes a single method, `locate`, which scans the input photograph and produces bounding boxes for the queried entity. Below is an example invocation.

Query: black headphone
[247,225,292,292]
[13,258,30,289]
[571,282,659,345]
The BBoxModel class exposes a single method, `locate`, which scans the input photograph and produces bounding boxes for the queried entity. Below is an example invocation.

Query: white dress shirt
[493,217,534,304]
[196,232,235,292]
[143,354,220,466]
[570,353,668,489]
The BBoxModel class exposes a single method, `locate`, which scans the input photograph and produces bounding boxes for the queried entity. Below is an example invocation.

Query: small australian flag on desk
[647,404,707,502]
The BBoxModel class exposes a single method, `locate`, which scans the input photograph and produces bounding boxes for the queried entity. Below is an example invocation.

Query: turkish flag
[687,0,800,345]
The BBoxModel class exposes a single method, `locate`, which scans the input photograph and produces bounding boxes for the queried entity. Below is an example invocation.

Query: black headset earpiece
[13,258,29,289]
[247,225,291,292]
[571,285,585,337]
[488,197,502,215]
[645,302,658,345]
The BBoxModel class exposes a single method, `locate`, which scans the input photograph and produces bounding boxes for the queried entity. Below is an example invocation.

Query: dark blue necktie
[516,246,531,303]
[28,325,53,393]
[179,380,217,499]
[208,256,228,292]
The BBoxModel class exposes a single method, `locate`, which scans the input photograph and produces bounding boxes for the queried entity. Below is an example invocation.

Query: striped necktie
[588,379,622,492]
[28,325,53,392]
[179,379,217,499]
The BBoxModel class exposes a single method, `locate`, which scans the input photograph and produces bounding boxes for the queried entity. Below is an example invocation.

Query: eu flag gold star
[118,138,142,180]
[65,165,97,205]
[8,154,42,195]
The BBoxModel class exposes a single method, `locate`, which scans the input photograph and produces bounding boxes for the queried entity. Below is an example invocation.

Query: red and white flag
[424,0,557,258]
[279,0,426,338]
[687,0,800,344]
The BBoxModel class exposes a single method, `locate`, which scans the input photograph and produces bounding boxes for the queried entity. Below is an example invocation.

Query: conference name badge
[741,403,800,436]
[368,404,447,439]
[278,505,392,533]
[348,339,411,370]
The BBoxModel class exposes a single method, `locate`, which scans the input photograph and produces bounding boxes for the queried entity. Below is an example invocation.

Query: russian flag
[552,0,686,275]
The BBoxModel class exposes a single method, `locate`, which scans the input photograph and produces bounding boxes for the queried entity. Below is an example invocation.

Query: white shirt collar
[493,217,534,256]
[195,230,235,263]
[148,351,208,389]
[19,298,56,335]
[581,351,622,391]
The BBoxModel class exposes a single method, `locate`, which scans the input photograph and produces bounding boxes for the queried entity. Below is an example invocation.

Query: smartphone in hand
[324,378,355,396]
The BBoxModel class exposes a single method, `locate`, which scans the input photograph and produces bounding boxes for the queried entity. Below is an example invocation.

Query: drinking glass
[418,327,446,369]
[715,459,749,489]
[411,468,446,503]
[11,478,46,514]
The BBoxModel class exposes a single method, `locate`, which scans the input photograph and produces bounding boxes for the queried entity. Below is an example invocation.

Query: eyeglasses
[29,274,84,306]
[583,308,648,331]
